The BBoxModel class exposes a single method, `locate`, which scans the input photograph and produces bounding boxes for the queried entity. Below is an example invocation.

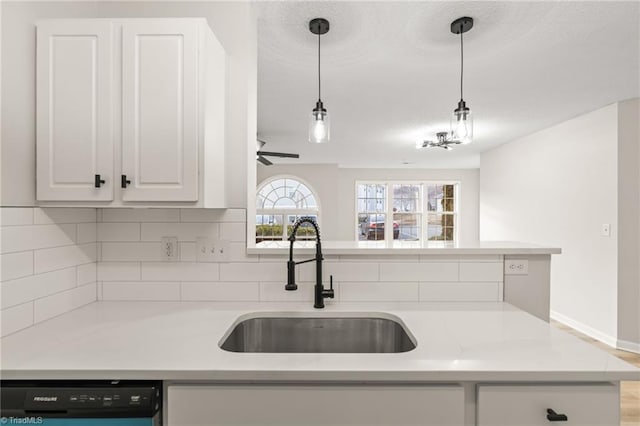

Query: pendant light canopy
[450,17,474,145]
[308,18,330,144]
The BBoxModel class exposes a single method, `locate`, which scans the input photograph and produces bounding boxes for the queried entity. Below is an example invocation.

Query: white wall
[480,103,620,344]
[258,165,479,244]
[0,1,255,207]
[617,98,640,351]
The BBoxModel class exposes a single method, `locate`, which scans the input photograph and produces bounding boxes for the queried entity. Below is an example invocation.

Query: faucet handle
[330,275,333,290]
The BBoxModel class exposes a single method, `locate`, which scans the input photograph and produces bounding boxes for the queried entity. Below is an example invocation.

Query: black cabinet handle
[121,174,131,188]
[547,409,568,422]
[94,174,106,188]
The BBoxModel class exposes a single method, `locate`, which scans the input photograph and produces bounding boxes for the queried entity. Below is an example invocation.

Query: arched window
[256,176,320,243]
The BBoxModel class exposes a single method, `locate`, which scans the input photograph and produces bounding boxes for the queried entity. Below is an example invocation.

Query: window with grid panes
[356,182,458,242]
[392,184,421,241]
[426,184,457,241]
[256,177,319,243]
[356,183,387,240]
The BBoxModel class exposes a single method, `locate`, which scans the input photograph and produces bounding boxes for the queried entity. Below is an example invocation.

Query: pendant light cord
[318,31,321,101]
[460,29,464,101]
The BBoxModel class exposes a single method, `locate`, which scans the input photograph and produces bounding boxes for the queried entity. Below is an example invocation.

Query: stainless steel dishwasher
[0,381,161,425]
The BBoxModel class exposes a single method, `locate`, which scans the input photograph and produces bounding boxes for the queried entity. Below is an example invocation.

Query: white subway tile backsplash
[102,282,180,301]
[379,262,458,282]
[1,252,33,281]
[339,255,420,263]
[141,223,219,242]
[299,262,379,283]
[219,222,246,242]
[97,223,140,242]
[0,208,33,226]
[180,209,246,223]
[0,207,101,335]
[34,282,96,323]
[141,262,219,282]
[101,242,160,262]
[340,282,419,302]
[2,267,79,309]
[220,262,284,282]
[98,262,141,281]
[259,281,315,302]
[180,242,196,262]
[2,273,48,309]
[0,224,76,254]
[181,282,259,301]
[459,262,503,282]
[77,223,97,244]
[77,263,97,286]
[34,208,95,224]
[225,242,258,263]
[1,302,34,337]
[419,282,501,302]
[34,243,96,274]
[101,208,179,223]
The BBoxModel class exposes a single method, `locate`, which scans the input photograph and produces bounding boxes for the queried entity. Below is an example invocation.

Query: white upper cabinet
[36,18,227,207]
[121,21,198,202]
[36,20,114,201]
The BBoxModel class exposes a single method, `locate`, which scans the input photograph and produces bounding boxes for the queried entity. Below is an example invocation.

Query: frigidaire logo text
[33,396,57,402]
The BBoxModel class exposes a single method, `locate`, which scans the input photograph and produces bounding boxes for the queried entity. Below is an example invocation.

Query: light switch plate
[601,223,611,237]
[505,259,528,275]
[196,238,230,262]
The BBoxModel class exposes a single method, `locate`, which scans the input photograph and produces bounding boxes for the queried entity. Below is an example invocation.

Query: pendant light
[450,17,474,145]
[308,18,330,144]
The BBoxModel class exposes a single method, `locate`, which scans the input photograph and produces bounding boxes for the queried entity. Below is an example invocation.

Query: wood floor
[551,320,640,426]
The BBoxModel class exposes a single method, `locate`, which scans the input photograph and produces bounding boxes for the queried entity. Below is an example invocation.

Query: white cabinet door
[121,21,199,202]
[477,384,619,426]
[167,384,465,426]
[36,21,114,201]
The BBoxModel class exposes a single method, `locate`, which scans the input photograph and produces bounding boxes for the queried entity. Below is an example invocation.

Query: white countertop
[248,240,562,256]
[1,301,636,382]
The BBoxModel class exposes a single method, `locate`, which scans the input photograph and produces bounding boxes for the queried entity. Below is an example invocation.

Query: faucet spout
[285,217,333,308]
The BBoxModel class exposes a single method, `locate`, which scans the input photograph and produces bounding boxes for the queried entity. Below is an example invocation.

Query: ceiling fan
[256,139,300,166]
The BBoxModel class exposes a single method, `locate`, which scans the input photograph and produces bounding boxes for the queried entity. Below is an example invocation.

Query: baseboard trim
[550,310,618,347]
[617,339,640,354]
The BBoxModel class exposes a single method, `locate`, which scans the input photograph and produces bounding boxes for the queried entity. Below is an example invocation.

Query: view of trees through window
[356,182,458,242]
[256,178,319,243]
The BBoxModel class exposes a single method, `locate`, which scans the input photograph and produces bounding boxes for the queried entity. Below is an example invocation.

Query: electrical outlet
[161,237,179,261]
[196,238,230,262]
[601,223,611,237]
[504,259,528,275]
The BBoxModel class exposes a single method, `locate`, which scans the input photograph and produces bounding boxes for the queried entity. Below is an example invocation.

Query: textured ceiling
[255,1,640,168]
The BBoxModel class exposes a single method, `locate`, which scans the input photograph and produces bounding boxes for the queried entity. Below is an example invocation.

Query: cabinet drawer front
[122,21,199,202]
[168,384,465,426]
[36,21,114,201]
[477,384,619,426]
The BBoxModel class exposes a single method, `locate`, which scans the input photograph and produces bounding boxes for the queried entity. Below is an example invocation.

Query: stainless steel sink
[219,314,416,353]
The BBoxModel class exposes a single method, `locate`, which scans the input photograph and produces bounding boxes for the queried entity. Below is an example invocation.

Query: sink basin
[219,313,416,353]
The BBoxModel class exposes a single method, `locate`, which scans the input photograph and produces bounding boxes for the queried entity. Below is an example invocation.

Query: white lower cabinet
[167,384,465,426]
[477,384,619,426]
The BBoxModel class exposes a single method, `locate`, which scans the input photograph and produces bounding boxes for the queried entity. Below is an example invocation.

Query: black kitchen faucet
[285,216,334,308]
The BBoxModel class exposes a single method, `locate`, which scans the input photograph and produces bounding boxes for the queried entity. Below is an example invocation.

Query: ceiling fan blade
[257,156,273,166]
[257,151,300,159]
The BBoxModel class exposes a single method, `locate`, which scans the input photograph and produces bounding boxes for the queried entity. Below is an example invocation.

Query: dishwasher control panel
[1,381,161,418]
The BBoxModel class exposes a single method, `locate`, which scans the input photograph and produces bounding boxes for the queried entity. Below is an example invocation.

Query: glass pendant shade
[309,102,330,143]
[451,100,473,144]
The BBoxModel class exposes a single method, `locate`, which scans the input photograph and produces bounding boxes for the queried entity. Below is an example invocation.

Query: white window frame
[354,180,460,243]
[256,175,321,242]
